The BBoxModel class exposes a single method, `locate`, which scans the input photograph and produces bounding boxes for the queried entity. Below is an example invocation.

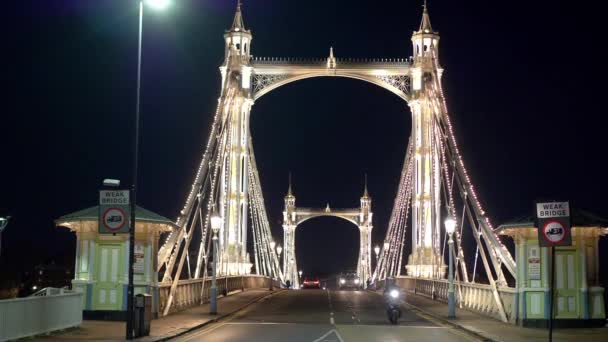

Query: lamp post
[298,270,303,284]
[374,245,380,270]
[269,241,276,277]
[445,217,456,319]
[210,207,222,315]
[269,241,276,290]
[127,1,171,339]
[276,245,282,276]
[0,216,10,259]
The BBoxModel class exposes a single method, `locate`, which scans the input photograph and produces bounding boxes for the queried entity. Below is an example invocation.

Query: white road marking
[224,322,295,325]
[312,329,345,342]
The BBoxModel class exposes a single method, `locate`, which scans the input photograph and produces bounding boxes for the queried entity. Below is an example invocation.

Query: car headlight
[354,279,360,284]
[390,289,399,299]
[340,278,345,284]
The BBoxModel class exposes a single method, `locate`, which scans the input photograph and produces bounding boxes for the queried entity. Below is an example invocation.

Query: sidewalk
[402,291,608,342]
[40,288,279,342]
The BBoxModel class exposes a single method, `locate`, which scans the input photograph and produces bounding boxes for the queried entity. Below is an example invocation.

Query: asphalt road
[173,289,478,342]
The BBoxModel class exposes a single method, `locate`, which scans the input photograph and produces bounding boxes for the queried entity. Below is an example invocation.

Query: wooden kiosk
[55,205,175,320]
[496,210,607,327]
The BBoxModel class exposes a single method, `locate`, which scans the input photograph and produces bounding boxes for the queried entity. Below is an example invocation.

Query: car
[301,277,321,289]
[338,272,362,290]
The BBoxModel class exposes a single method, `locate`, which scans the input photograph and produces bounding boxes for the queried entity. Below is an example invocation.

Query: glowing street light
[145,0,170,10]
[210,206,222,315]
[373,245,380,273]
[445,217,456,319]
[127,1,172,339]
[270,241,276,250]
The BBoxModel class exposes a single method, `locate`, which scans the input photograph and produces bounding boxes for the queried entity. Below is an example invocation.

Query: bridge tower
[282,177,373,288]
[217,1,254,275]
[358,178,373,283]
[282,177,298,286]
[405,4,445,278]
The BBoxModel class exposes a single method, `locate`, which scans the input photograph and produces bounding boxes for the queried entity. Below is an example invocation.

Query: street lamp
[0,216,10,259]
[276,244,282,270]
[298,270,303,283]
[445,217,456,319]
[374,245,380,271]
[126,1,171,339]
[210,206,222,315]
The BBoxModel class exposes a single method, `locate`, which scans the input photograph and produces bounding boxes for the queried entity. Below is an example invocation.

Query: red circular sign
[541,220,567,245]
[102,207,127,231]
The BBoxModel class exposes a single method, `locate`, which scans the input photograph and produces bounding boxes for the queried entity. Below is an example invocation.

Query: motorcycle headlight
[354,279,360,284]
[390,289,399,299]
[340,278,345,284]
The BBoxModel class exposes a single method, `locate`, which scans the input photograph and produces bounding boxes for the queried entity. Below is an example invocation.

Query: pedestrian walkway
[40,288,278,342]
[402,291,608,342]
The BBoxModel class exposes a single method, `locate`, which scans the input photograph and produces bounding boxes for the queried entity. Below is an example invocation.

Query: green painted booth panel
[93,244,124,310]
[525,292,545,318]
[590,291,606,319]
[555,250,579,318]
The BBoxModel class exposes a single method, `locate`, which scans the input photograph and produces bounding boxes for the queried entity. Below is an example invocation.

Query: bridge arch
[252,70,412,103]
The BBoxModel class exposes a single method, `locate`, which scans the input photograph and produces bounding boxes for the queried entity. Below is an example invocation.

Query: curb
[147,289,284,342]
[368,289,499,342]
[402,299,499,342]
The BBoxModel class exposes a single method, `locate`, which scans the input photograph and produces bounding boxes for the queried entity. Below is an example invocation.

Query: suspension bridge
[156,2,517,321]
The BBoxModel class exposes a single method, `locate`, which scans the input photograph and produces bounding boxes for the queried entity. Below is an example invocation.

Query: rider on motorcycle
[383,278,402,324]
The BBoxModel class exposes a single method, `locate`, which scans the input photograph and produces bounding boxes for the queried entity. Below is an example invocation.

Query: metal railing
[0,290,82,340]
[394,276,517,323]
[29,286,71,297]
[159,275,279,315]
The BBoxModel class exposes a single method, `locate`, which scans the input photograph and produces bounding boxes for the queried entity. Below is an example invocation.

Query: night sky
[2,1,607,282]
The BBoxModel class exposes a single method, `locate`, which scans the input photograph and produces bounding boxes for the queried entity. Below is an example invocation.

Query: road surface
[173,289,478,342]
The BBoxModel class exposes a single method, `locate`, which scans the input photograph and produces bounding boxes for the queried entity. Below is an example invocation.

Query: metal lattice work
[376,75,411,95]
[252,74,289,94]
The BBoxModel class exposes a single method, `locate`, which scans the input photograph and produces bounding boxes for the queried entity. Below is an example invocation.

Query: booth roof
[496,208,608,232]
[55,205,177,228]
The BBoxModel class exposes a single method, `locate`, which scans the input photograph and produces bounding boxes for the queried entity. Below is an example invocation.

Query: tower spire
[231,0,246,31]
[419,0,433,33]
[287,172,293,196]
[363,174,369,198]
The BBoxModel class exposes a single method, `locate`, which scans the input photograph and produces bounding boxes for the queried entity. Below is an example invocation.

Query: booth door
[555,250,578,318]
[95,244,123,310]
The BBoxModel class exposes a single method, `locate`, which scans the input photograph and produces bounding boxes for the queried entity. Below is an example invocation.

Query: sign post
[535,201,571,342]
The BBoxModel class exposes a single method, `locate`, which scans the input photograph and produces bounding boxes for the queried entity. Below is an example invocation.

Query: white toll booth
[55,205,175,320]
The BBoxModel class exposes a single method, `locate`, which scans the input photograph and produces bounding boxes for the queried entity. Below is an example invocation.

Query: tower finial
[287,172,293,196]
[363,173,369,197]
[419,0,433,32]
[231,0,245,31]
[327,46,336,68]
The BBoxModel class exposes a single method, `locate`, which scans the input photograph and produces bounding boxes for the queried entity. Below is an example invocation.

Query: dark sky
[2,1,607,280]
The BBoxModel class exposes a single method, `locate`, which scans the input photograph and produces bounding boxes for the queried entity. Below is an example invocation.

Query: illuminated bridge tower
[405,4,445,278]
[217,1,254,275]
[282,178,374,288]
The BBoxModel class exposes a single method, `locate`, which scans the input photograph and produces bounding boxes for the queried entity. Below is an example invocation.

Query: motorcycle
[385,288,402,324]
